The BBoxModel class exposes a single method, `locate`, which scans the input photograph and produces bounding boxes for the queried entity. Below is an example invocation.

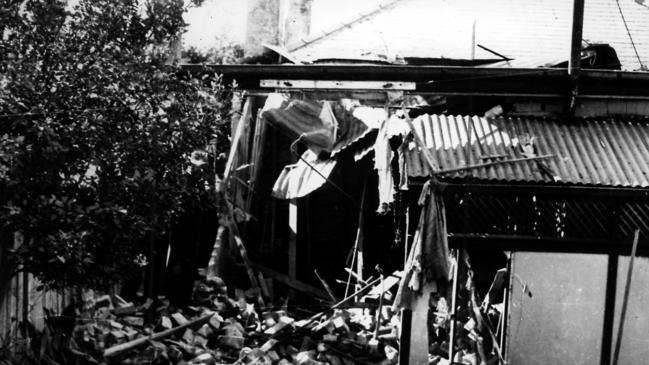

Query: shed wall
[508,252,607,364]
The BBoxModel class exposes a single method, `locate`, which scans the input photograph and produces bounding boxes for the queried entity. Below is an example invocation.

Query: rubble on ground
[69,274,404,365]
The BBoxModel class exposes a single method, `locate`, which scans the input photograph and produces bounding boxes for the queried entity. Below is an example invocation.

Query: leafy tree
[0,0,231,290]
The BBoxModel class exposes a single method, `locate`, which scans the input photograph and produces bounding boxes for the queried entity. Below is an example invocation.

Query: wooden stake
[612,229,640,365]
[104,313,214,357]
[314,269,338,302]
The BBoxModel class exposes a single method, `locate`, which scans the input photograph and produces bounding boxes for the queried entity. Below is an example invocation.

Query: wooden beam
[448,233,649,256]
[434,155,556,176]
[433,181,649,201]
[181,64,649,99]
[104,313,214,357]
[260,79,416,90]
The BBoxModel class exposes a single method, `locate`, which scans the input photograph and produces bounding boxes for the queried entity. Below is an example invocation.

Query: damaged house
[178,0,649,364]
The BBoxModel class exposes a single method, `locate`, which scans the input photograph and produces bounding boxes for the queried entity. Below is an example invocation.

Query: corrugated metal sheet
[406,114,649,187]
[272,150,337,199]
[261,99,372,156]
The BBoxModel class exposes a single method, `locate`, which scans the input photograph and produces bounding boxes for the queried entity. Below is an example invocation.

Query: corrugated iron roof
[405,114,649,187]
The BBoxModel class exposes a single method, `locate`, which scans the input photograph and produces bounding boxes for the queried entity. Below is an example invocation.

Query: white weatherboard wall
[508,252,607,364]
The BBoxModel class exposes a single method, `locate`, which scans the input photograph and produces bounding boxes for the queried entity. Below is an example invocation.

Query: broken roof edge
[181,64,649,99]
[181,63,649,79]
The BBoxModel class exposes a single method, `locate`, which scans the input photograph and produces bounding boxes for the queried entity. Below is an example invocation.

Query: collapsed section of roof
[260,95,375,199]
[263,95,649,204]
[260,95,373,157]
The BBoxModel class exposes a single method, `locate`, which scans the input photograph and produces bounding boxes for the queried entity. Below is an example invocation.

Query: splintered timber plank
[365,272,403,298]
[104,313,214,357]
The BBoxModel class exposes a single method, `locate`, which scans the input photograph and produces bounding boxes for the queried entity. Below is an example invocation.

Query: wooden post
[448,248,461,364]
[568,0,584,116]
[612,229,640,365]
[404,205,410,268]
[500,252,512,360]
[356,182,367,290]
[406,281,436,365]
[289,199,298,282]
[398,309,412,365]
[569,0,585,77]
[22,268,28,343]
[601,254,619,365]
[104,313,214,357]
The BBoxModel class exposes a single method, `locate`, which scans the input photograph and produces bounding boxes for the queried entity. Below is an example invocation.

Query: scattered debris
[68,272,406,365]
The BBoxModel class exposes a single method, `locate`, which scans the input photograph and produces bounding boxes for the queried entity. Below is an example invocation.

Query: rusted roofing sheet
[406,115,649,187]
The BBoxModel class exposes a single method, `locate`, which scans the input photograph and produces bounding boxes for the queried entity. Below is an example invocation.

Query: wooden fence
[0,232,70,351]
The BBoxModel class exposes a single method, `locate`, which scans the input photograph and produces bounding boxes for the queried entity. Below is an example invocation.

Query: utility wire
[289,134,358,208]
[616,0,647,70]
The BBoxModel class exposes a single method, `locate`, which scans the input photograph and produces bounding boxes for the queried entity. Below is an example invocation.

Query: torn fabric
[374,116,395,213]
[393,181,450,309]
[397,136,410,190]
[271,149,337,200]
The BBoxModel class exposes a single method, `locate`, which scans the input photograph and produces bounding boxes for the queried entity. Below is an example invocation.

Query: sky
[183,0,248,50]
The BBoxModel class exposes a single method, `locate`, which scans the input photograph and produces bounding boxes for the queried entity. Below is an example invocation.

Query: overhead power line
[616,0,647,70]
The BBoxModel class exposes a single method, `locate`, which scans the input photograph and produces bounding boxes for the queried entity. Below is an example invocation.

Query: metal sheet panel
[406,115,649,187]
[271,150,337,200]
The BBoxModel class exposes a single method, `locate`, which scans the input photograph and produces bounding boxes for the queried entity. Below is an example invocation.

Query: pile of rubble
[70,275,402,365]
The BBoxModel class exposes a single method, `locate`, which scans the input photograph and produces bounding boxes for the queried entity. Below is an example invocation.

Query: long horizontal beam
[435,181,649,201]
[448,233,648,256]
[181,64,649,99]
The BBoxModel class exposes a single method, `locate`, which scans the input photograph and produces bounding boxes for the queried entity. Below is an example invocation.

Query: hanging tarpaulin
[393,180,450,308]
[261,99,338,154]
[271,149,337,200]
